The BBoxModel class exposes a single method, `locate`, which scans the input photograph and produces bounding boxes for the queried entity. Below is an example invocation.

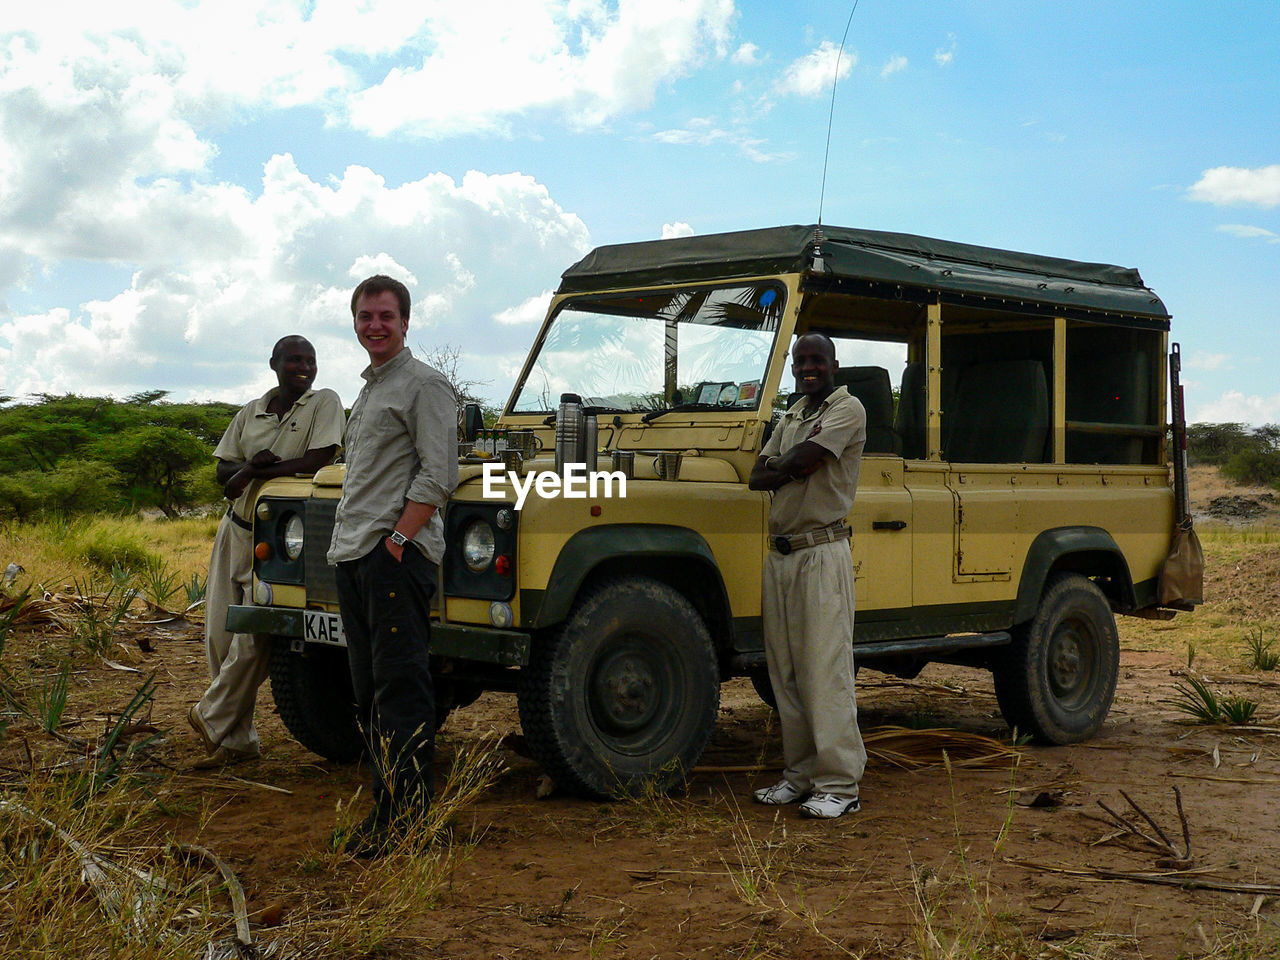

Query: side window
[940,325,1054,464]
[827,336,910,457]
[1065,324,1162,465]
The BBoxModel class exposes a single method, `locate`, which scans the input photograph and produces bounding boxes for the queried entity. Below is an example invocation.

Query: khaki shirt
[215,387,346,520]
[327,348,459,565]
[761,385,866,536]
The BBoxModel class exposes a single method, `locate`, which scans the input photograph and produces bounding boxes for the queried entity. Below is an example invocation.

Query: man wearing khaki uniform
[189,336,345,768]
[748,333,867,819]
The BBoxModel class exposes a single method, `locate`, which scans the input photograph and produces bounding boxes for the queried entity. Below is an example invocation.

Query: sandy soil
[29,628,1278,959]
[5,468,1280,958]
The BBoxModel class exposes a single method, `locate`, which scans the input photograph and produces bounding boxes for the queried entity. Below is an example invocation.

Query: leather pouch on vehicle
[1158,523,1204,609]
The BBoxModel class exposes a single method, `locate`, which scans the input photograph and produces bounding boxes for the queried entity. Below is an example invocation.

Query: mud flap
[1158,521,1203,609]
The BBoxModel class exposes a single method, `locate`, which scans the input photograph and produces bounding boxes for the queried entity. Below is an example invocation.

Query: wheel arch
[532,524,734,660]
[1013,526,1136,623]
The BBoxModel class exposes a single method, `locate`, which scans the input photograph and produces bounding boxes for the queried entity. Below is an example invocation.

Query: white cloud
[934,34,957,67]
[732,42,760,66]
[1216,224,1280,244]
[651,118,790,162]
[1188,165,1280,208]
[0,158,590,406]
[880,55,908,78]
[662,222,695,239]
[0,3,734,278]
[495,291,554,326]
[1186,351,1230,371]
[775,41,854,98]
[1193,390,1280,426]
[346,1,736,137]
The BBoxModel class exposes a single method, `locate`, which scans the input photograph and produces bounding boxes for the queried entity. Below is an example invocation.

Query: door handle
[872,520,908,531]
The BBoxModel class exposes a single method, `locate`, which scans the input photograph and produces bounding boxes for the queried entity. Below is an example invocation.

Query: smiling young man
[748,332,868,819]
[190,335,344,769]
[327,274,459,857]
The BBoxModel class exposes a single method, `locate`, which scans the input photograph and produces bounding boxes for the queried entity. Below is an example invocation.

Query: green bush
[1221,448,1280,488]
[0,394,234,518]
[1188,422,1280,487]
[71,521,159,574]
[0,461,124,520]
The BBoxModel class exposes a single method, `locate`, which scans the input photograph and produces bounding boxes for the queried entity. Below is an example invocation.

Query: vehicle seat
[894,362,926,459]
[835,366,901,455]
[945,359,1049,463]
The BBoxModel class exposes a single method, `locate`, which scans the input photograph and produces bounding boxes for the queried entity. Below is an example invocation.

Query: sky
[1,1,1277,424]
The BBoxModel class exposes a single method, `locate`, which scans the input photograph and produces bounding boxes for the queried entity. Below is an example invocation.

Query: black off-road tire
[268,639,362,763]
[748,664,777,710]
[749,658,859,710]
[993,573,1120,745]
[516,577,721,799]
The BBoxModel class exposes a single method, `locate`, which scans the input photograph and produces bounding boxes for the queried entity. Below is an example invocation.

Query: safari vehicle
[229,224,1200,799]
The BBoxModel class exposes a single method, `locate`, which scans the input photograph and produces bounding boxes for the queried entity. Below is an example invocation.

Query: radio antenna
[817,0,861,226]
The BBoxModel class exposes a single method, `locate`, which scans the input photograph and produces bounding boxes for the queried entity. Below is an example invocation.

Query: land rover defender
[229,225,1199,798]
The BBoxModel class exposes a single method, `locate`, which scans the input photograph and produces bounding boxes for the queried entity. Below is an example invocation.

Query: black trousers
[336,542,437,814]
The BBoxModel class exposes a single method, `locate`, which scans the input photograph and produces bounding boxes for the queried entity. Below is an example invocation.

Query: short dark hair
[794,331,836,360]
[271,335,313,363]
[351,275,411,321]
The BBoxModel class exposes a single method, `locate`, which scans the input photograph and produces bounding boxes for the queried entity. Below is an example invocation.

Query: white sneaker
[798,792,860,819]
[753,780,807,805]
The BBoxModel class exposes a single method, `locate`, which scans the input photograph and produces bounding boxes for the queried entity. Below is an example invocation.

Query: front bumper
[225,605,531,666]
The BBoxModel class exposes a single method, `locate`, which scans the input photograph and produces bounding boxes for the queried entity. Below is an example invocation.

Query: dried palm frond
[864,726,1025,771]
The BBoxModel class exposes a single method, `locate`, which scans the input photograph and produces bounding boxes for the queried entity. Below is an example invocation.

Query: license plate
[303,610,347,646]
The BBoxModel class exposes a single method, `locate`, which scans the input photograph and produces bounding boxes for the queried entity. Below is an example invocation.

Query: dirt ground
[6,467,1280,958]
[23,623,1280,959]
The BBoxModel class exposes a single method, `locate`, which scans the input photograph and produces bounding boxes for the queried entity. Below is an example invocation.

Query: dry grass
[0,514,217,591]
[4,510,1280,958]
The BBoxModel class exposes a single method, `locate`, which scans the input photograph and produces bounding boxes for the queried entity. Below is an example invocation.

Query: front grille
[304,499,340,604]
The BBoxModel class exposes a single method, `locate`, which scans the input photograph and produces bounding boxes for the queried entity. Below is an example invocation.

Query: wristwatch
[388,530,409,547]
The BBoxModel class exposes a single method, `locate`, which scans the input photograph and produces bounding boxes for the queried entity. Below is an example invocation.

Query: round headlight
[462,520,496,572]
[283,513,305,561]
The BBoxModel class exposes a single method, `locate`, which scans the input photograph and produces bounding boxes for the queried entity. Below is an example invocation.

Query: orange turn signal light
[254,542,273,561]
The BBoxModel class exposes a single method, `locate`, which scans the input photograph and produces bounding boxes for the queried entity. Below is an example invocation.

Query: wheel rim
[1046,615,1099,710]
[586,634,681,755]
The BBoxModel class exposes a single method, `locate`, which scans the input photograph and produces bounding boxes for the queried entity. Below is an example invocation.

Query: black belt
[226,506,253,531]
[770,522,851,555]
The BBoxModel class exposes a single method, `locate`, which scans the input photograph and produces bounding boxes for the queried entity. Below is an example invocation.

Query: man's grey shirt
[327,347,459,565]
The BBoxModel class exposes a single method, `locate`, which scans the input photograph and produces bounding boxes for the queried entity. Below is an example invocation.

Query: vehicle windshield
[509,282,785,414]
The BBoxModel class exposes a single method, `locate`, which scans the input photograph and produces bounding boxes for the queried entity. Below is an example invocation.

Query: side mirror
[462,403,484,441]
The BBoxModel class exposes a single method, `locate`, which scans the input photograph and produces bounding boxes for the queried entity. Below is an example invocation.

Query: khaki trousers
[763,539,866,796]
[195,516,269,754]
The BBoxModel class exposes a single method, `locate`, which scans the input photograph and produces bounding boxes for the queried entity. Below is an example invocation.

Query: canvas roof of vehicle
[557,224,1170,328]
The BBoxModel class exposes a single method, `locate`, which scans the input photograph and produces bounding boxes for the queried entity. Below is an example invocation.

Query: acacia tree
[0,393,235,517]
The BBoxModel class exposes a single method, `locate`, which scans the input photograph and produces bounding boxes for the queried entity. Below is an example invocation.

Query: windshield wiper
[640,402,723,424]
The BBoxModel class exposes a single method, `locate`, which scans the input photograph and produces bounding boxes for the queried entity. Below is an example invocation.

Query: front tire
[993,573,1119,744]
[517,577,721,799]
[268,640,362,762]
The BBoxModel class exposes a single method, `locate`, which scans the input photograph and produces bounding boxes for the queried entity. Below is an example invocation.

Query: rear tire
[268,640,362,762]
[748,664,777,710]
[993,573,1119,744]
[517,577,720,799]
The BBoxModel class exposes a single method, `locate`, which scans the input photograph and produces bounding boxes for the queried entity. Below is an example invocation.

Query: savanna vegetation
[1,403,1279,957]
[1187,422,1280,488]
[0,393,237,520]
[1,500,1279,956]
